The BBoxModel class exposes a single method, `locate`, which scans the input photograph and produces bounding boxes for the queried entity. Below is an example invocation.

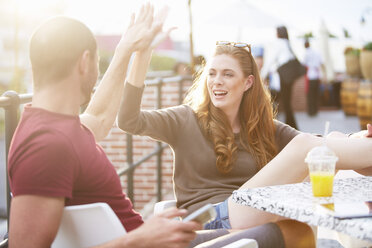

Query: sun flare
[13,0,66,20]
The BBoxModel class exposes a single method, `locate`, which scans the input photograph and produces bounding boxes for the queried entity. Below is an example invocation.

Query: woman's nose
[214,74,223,85]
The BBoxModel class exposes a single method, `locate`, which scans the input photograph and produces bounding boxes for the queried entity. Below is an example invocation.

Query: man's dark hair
[30,16,97,88]
[276,26,289,40]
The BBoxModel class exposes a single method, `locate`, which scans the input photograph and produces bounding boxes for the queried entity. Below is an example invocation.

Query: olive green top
[118,83,299,213]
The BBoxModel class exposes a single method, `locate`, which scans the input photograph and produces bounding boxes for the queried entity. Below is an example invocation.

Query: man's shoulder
[11,124,74,158]
[19,116,74,138]
[11,114,81,159]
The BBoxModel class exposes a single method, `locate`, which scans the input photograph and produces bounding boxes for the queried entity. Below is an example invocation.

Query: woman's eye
[225,73,233,77]
[208,72,215,76]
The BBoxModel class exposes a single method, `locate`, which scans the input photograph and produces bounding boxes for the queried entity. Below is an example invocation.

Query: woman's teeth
[214,90,227,96]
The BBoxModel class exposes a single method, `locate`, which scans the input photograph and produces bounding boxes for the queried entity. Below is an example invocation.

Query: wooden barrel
[345,53,361,78]
[360,50,372,80]
[340,78,360,115]
[357,81,372,130]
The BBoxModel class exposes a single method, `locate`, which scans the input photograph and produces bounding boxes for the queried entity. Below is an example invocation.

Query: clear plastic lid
[305,145,338,163]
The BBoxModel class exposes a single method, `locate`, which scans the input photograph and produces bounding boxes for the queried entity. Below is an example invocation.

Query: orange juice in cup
[309,171,334,197]
[305,146,338,197]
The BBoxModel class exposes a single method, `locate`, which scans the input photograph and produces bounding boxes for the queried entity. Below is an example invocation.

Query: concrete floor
[277,110,361,134]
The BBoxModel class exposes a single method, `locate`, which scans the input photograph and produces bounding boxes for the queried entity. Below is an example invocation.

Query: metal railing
[0,75,190,236]
[1,91,32,232]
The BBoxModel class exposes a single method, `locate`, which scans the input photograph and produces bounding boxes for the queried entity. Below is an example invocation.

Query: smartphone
[182,203,217,224]
[317,201,372,219]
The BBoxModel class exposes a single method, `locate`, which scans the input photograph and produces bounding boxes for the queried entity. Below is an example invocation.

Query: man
[303,39,326,116]
[7,4,202,248]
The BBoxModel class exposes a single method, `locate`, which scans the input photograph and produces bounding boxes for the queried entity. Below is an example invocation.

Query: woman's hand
[349,123,372,138]
[150,6,176,49]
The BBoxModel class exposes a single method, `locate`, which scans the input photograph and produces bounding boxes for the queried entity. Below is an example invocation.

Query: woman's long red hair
[184,45,277,173]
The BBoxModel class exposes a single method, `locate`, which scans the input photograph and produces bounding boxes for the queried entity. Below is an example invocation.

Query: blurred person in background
[303,39,325,116]
[251,45,264,71]
[173,61,191,76]
[261,26,302,129]
[253,45,280,112]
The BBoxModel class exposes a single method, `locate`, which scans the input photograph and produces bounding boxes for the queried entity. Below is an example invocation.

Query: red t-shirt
[8,105,143,232]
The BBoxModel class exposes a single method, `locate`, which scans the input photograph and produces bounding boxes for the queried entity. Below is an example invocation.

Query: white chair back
[52,202,126,248]
[153,199,177,214]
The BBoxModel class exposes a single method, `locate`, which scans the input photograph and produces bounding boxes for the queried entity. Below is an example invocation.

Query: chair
[52,202,126,248]
[0,202,125,248]
[153,199,177,214]
[0,238,7,248]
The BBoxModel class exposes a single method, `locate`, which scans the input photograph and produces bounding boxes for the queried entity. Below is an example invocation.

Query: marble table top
[232,177,372,242]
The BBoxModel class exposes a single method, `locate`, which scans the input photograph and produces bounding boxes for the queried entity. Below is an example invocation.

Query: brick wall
[99,76,305,214]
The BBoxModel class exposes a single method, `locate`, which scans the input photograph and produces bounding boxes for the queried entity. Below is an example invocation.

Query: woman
[118,41,372,248]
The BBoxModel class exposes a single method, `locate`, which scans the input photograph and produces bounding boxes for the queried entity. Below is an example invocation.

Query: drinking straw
[323,121,330,145]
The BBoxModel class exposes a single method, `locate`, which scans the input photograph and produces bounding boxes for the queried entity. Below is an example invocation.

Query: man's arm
[94,208,202,248]
[80,46,132,142]
[9,195,65,248]
[80,3,163,142]
[10,197,201,248]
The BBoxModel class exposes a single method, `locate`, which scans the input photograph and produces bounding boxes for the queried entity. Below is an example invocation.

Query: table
[232,176,372,242]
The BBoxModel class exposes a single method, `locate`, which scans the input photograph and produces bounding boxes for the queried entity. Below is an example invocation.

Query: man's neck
[32,78,81,116]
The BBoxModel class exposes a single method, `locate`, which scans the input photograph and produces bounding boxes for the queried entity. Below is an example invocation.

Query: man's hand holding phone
[182,204,217,225]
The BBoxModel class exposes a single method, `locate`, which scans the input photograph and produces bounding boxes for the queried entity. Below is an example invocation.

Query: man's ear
[78,50,91,75]
[244,75,255,91]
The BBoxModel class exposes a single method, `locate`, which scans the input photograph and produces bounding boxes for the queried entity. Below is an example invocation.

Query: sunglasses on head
[216,41,251,53]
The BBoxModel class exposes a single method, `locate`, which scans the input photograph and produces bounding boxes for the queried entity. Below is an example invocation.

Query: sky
[8,0,372,71]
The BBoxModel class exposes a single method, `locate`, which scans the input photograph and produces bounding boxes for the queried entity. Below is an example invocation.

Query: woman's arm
[117,24,187,145]
[127,49,153,88]
[117,76,190,145]
[122,7,173,89]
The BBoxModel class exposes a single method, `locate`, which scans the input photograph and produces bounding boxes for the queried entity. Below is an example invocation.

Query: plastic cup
[305,146,338,197]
